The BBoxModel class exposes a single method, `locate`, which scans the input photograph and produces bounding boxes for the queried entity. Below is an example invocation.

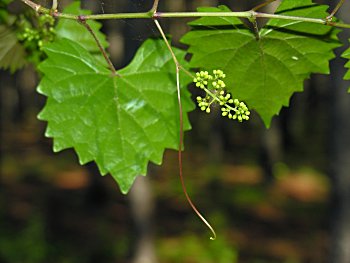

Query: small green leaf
[342,40,350,92]
[37,38,194,193]
[0,25,26,72]
[181,1,340,127]
[55,1,108,64]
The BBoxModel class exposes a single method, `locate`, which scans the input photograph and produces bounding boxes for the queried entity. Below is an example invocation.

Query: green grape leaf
[37,38,194,194]
[55,1,108,64]
[181,1,340,127]
[342,40,350,92]
[0,25,27,72]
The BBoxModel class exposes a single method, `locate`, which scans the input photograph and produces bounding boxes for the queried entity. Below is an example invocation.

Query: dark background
[1,0,350,262]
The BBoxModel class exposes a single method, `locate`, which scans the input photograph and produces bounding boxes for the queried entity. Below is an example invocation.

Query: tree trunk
[128,175,157,263]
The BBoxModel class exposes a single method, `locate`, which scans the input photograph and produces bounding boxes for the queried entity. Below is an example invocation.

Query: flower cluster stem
[201,86,236,113]
[252,0,277,11]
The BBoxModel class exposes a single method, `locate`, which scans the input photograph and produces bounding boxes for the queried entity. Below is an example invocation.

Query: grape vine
[6,0,350,239]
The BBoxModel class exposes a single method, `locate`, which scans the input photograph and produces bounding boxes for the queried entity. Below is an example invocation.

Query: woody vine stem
[20,0,349,240]
[21,0,350,28]
[153,18,217,240]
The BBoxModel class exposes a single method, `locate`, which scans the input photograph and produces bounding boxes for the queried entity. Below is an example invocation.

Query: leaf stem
[154,19,217,241]
[154,20,178,65]
[252,0,277,11]
[20,0,350,29]
[77,16,117,76]
[248,11,260,41]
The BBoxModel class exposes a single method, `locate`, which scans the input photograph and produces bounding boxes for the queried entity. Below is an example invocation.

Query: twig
[154,19,217,241]
[326,0,345,21]
[78,15,117,76]
[150,0,160,14]
[252,0,277,11]
[51,0,57,11]
[21,0,42,12]
[254,11,350,29]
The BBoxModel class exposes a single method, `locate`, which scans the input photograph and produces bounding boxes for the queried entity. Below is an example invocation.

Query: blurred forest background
[1,0,350,262]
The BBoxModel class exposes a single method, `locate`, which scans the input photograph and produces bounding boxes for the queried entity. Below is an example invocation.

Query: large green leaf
[342,40,350,92]
[55,1,108,64]
[37,38,194,193]
[181,1,340,126]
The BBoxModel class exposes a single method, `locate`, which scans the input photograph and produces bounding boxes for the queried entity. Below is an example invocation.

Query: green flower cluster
[194,70,250,122]
[221,98,250,122]
[16,14,56,66]
[193,70,212,89]
[18,14,55,50]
